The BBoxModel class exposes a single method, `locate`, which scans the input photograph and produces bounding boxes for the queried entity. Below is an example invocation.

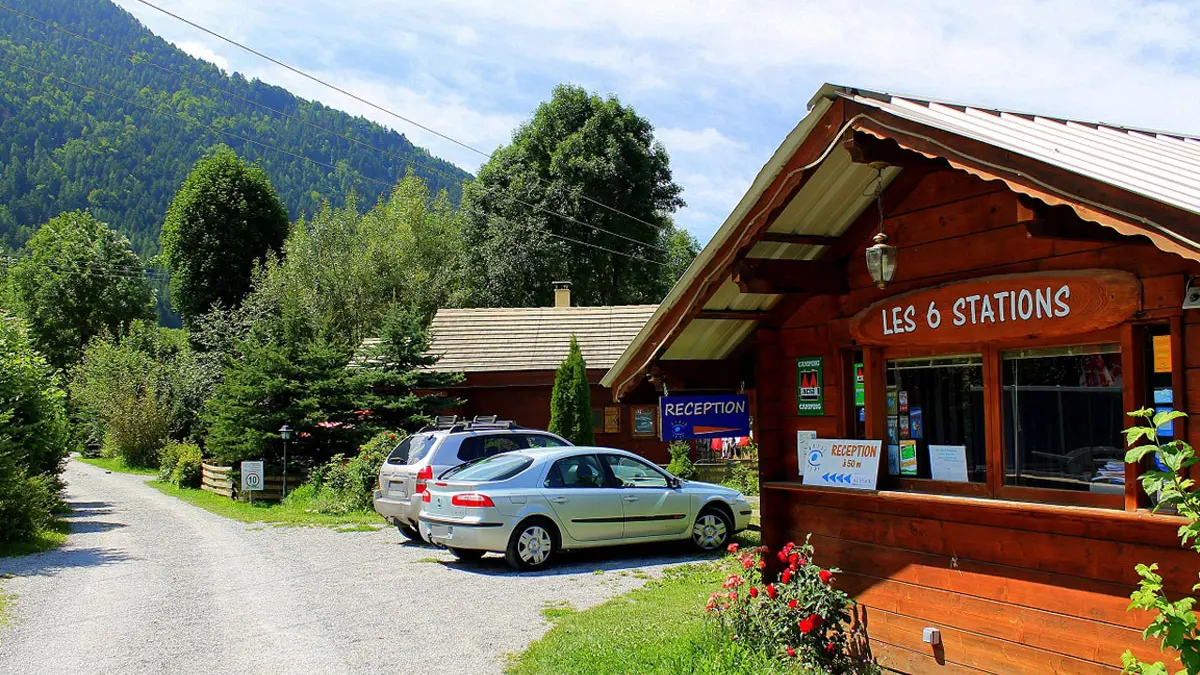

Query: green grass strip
[75,456,159,476]
[146,480,385,528]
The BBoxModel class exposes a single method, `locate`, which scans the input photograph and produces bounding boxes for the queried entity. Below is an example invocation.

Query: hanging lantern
[865,231,897,289]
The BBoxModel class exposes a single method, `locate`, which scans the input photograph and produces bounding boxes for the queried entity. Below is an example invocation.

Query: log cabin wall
[759,168,1200,674]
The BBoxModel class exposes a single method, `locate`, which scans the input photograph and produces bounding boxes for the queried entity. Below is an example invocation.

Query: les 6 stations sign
[848,270,1140,346]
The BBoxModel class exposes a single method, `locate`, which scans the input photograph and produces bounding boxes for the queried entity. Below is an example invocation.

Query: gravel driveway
[0,460,694,675]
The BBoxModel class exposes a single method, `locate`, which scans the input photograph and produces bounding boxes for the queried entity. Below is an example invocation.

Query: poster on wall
[899,415,910,440]
[886,417,899,444]
[797,431,818,479]
[801,438,882,490]
[899,439,918,476]
[887,444,900,475]
[909,408,923,439]
[854,363,865,407]
[929,445,969,482]
[796,357,824,416]
[603,407,621,434]
[898,391,909,414]
[632,406,657,437]
[886,387,898,416]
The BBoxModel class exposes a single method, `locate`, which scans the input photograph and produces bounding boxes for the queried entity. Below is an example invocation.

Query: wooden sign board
[849,270,1140,346]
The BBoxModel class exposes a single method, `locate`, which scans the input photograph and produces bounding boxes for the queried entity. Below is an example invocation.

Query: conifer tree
[548,336,594,445]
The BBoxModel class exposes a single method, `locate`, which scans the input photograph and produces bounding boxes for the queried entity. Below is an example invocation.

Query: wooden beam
[696,309,771,321]
[1018,197,1152,244]
[731,258,848,295]
[842,131,935,168]
[758,232,840,246]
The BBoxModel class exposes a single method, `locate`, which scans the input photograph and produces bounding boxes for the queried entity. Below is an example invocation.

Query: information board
[241,461,264,492]
[801,439,882,490]
[661,394,750,441]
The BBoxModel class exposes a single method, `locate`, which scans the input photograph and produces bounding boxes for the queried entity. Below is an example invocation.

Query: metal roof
[424,305,657,374]
[829,85,1200,218]
[602,83,1200,392]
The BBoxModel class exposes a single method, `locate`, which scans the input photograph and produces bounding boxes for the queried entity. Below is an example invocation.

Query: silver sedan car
[417,446,753,570]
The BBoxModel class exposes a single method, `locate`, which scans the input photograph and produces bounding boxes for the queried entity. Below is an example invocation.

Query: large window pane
[1002,345,1124,493]
[884,356,986,483]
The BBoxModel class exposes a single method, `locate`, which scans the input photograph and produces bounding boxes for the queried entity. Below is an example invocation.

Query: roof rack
[417,415,521,433]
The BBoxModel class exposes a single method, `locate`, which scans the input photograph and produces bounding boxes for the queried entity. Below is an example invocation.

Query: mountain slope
[0,0,471,254]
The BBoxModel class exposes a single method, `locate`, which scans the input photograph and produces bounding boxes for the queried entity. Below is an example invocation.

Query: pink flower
[727,543,739,553]
[743,558,753,570]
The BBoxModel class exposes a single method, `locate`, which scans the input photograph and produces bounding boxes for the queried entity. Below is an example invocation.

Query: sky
[112,0,1200,245]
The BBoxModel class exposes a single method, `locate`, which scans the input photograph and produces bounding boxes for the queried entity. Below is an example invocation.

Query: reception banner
[660,394,750,441]
[801,439,882,490]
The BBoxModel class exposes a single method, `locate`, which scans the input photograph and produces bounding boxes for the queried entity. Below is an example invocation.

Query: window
[387,434,436,465]
[1002,345,1124,494]
[591,409,604,431]
[456,435,522,462]
[545,454,608,489]
[884,355,986,484]
[522,434,565,449]
[445,454,533,482]
[603,455,669,488]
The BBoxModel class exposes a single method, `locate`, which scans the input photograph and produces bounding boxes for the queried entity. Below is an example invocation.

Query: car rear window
[445,454,533,482]
[387,434,437,465]
[456,435,522,462]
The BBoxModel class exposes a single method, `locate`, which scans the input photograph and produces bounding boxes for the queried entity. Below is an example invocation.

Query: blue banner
[660,394,751,441]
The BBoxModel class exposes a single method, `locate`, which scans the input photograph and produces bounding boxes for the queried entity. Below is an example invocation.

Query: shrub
[0,455,58,545]
[1121,408,1200,674]
[291,431,400,514]
[723,461,760,496]
[706,538,876,674]
[667,441,696,480]
[158,441,203,488]
[548,336,594,445]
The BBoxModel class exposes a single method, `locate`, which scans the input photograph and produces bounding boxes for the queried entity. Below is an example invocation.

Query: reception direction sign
[660,394,750,441]
[801,439,882,490]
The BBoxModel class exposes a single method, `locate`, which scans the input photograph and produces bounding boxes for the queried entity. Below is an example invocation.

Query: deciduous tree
[461,84,690,307]
[6,210,155,369]
[161,146,289,321]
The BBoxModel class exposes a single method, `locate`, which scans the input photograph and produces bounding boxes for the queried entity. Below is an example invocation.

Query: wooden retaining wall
[200,462,303,501]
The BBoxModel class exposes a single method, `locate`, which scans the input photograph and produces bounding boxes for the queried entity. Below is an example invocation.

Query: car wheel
[691,507,732,552]
[505,518,558,571]
[397,524,421,540]
[449,547,485,561]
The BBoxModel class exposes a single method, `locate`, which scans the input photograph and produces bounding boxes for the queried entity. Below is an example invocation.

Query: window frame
[600,453,674,489]
[860,325,1154,509]
[544,453,612,489]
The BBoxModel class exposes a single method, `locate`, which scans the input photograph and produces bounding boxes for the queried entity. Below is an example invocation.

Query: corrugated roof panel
[661,319,757,361]
[842,90,1200,216]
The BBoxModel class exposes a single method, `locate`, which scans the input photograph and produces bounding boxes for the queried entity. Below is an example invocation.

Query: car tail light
[421,490,431,503]
[451,493,495,508]
[415,465,433,493]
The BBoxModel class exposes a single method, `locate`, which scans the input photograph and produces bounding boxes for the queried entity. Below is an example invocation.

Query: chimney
[553,281,572,308]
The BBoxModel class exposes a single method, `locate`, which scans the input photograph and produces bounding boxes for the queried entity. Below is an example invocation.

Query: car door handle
[623,496,639,502]
[549,497,568,504]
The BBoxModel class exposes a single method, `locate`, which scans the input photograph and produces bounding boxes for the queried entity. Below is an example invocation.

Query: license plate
[430,524,452,539]
[389,482,406,498]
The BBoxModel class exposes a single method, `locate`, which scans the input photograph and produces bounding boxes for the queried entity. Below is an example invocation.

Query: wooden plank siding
[759,168,1200,675]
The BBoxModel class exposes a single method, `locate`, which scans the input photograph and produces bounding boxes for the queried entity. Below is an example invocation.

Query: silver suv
[373,417,570,540]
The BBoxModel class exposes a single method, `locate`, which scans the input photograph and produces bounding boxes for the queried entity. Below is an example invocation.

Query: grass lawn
[506,531,818,675]
[75,456,159,476]
[0,577,12,626]
[0,520,70,558]
[146,481,385,529]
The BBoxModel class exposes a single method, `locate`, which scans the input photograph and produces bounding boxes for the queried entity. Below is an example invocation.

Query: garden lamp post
[279,424,293,499]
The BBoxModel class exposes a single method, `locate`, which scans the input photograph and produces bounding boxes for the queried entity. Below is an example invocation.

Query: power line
[0,54,665,267]
[0,3,668,255]
[129,0,674,235]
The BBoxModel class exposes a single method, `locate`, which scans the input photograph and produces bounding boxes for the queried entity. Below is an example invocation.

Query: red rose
[749,586,759,599]
[788,599,798,610]
[798,614,819,634]
[784,542,795,553]
[786,646,796,658]
[758,560,766,569]
[778,550,788,563]
[819,569,833,584]
[781,569,792,584]
[825,642,836,654]
[728,543,739,553]
[743,558,753,570]
[766,583,778,600]
[796,556,806,566]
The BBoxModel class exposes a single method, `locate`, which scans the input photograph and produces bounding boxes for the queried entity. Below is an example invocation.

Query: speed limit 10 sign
[241,461,264,491]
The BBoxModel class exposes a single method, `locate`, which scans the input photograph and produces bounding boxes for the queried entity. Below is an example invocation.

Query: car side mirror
[668,477,682,489]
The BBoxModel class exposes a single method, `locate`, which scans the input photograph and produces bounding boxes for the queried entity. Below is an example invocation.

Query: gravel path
[0,460,692,675]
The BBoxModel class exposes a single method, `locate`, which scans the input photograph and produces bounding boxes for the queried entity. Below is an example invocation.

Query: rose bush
[706,536,876,674]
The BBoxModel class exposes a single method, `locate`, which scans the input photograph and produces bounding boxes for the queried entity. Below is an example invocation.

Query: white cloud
[111,0,1200,246]
[174,40,229,72]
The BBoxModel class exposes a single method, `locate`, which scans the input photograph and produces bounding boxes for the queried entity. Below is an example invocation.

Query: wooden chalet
[423,285,670,462]
[602,84,1200,674]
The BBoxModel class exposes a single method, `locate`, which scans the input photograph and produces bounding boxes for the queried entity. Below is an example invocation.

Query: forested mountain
[0,0,470,255]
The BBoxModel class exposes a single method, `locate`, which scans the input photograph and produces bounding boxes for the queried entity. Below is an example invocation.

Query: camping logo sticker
[796,357,824,416]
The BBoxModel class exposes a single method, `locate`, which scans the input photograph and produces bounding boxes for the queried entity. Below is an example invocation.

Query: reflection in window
[1002,345,1124,493]
[884,356,986,483]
